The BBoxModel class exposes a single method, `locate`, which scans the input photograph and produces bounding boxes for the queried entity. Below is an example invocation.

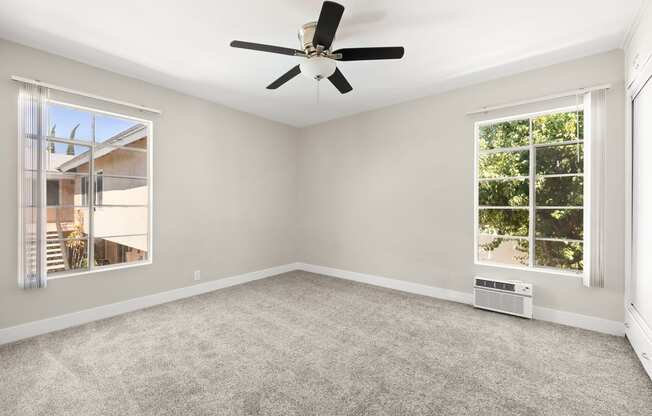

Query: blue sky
[48,104,142,154]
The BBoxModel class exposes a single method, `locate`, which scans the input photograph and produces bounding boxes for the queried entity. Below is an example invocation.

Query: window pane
[478,150,529,178]
[47,104,93,141]
[536,143,584,175]
[535,240,583,271]
[96,176,148,206]
[479,209,529,237]
[532,111,583,144]
[479,119,529,150]
[93,206,148,237]
[46,173,88,206]
[536,176,583,206]
[95,114,146,144]
[94,236,148,266]
[46,142,90,173]
[479,179,528,207]
[478,235,529,266]
[46,207,89,238]
[93,146,147,177]
[536,209,583,240]
[35,101,151,276]
[45,238,89,274]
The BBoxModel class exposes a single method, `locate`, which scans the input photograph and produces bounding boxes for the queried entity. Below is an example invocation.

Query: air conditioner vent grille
[475,288,524,316]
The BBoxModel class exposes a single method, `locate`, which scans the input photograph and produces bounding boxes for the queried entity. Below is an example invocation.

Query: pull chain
[316,79,320,104]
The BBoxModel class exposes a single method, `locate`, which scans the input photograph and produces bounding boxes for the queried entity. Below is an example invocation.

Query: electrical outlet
[193,270,201,281]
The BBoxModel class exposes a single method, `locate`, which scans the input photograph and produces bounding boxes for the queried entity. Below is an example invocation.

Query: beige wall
[297,50,626,321]
[0,38,629,330]
[0,39,298,329]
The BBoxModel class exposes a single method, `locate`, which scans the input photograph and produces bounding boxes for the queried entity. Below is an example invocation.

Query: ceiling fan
[230,1,405,94]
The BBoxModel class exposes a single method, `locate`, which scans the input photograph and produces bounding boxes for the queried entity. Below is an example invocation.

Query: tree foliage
[65,211,88,270]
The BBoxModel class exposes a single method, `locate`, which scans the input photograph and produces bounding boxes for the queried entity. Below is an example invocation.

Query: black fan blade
[333,47,405,61]
[313,1,345,49]
[267,65,302,89]
[327,68,352,94]
[230,40,303,57]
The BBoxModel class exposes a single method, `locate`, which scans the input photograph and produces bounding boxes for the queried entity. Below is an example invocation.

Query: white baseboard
[297,263,473,304]
[0,263,301,346]
[0,261,625,345]
[533,305,624,336]
[625,304,652,379]
[296,263,625,336]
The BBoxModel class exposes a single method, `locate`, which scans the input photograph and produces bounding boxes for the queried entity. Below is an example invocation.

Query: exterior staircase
[46,230,66,273]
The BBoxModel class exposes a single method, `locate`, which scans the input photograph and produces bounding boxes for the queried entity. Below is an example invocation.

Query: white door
[632,78,652,329]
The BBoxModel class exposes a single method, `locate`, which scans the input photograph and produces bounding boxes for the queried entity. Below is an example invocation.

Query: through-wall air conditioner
[473,277,533,319]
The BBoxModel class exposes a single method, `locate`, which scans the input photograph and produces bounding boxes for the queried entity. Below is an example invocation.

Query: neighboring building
[46,124,148,272]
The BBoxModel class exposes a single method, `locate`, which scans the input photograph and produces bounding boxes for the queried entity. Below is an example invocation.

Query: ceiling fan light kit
[230,1,405,95]
[300,56,337,80]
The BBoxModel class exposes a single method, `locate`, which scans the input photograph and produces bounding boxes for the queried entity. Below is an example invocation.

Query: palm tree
[66,124,80,155]
[47,124,56,153]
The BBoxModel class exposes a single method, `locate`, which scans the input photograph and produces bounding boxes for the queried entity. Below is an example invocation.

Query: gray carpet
[1,271,651,416]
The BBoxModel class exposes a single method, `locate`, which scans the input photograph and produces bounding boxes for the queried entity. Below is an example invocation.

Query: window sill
[46,259,152,281]
[475,261,583,278]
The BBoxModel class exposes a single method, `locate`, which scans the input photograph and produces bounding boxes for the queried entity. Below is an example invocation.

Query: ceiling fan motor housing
[299,22,326,54]
[298,21,336,80]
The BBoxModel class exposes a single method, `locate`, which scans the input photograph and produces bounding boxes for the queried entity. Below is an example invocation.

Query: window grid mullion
[479,145,529,155]
[536,206,583,210]
[478,232,528,240]
[538,173,583,179]
[533,139,583,148]
[478,139,583,155]
[478,206,529,210]
[95,233,148,239]
[478,175,529,182]
[535,237,583,244]
[528,117,535,268]
[46,136,92,146]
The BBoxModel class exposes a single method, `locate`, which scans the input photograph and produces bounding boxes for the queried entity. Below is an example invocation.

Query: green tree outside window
[477,110,584,272]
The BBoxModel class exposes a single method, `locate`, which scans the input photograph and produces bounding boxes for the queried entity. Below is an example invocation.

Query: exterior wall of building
[50,136,149,266]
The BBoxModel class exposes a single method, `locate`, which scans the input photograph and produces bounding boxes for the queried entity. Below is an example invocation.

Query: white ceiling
[0,0,642,126]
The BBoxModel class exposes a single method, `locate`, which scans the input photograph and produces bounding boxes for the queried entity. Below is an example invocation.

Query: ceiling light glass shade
[300,56,337,80]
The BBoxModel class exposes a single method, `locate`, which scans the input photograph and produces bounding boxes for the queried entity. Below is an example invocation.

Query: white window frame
[473,105,586,277]
[19,99,154,280]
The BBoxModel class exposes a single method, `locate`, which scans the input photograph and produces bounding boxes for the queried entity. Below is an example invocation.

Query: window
[22,100,152,277]
[475,108,584,274]
[95,170,104,206]
[82,171,104,206]
[46,179,60,206]
[81,176,89,206]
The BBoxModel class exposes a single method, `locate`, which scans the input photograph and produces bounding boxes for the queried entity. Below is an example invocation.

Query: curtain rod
[10,75,162,115]
[466,84,611,116]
